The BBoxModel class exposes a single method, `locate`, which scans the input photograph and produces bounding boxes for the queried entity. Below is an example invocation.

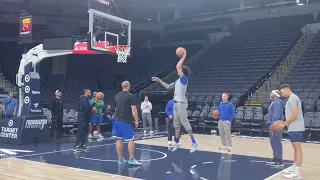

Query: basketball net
[115,46,131,63]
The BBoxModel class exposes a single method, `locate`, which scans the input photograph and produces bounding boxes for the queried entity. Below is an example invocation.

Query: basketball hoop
[114,45,131,63]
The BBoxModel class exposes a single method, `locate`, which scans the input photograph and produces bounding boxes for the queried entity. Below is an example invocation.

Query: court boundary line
[16,142,116,158]
[264,165,293,180]
[11,157,143,180]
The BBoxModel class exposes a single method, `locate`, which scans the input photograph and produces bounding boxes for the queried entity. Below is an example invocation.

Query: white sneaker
[283,171,302,179]
[218,146,227,151]
[149,130,154,135]
[283,165,296,174]
[226,146,232,153]
[88,134,93,139]
[168,141,173,147]
[97,134,104,138]
[143,130,147,134]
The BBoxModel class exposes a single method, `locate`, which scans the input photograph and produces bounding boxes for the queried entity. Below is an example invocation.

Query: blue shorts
[288,131,304,142]
[91,114,103,125]
[112,120,134,141]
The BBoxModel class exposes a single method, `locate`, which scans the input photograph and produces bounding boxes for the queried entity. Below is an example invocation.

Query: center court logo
[25,119,48,130]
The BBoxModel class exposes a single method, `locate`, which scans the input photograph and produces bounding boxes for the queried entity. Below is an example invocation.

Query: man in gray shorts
[152,48,198,153]
[278,84,305,179]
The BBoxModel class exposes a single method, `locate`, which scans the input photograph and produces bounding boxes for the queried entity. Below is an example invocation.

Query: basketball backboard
[87,9,131,56]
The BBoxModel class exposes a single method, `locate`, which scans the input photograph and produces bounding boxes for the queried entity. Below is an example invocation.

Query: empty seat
[304,112,315,118]
[298,93,308,99]
[232,112,243,131]
[303,99,316,112]
[308,93,319,100]
[241,112,253,129]
[199,111,208,120]
[230,98,239,107]
[210,105,218,112]
[191,110,200,119]
[304,117,313,129]
[310,118,320,132]
[236,106,244,113]
[315,112,320,119]
[195,105,202,111]
[187,110,193,119]
[244,107,254,114]
[317,100,320,112]
[251,113,264,135]
[201,105,210,112]
[254,107,263,114]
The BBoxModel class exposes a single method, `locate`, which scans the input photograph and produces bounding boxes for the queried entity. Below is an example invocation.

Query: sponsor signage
[19,16,32,44]
[0,116,52,144]
[19,16,32,36]
[89,0,112,14]
[25,118,48,130]
[73,42,102,54]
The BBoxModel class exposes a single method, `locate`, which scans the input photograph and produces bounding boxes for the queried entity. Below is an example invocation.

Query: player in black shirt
[51,90,63,139]
[74,89,97,153]
[112,81,141,165]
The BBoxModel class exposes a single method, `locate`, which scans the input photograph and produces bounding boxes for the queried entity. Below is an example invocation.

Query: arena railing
[248,25,311,101]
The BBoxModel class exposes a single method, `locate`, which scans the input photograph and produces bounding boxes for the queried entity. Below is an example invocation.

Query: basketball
[96,92,105,100]
[213,110,220,119]
[92,107,97,114]
[270,120,284,132]
[176,47,186,58]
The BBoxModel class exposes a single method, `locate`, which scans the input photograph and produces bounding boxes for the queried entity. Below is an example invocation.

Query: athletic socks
[191,137,196,144]
[174,137,196,144]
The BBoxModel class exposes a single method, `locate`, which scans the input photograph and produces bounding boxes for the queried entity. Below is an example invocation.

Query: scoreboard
[19,16,33,44]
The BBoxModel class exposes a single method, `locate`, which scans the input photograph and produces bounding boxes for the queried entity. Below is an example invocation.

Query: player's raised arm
[176,47,187,78]
[151,77,174,89]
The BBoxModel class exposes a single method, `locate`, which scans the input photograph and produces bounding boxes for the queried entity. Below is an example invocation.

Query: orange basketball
[213,110,220,119]
[176,47,186,58]
[92,107,97,114]
[96,92,105,100]
[270,120,284,133]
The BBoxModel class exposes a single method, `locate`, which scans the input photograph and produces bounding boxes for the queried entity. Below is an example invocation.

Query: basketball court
[5,1,320,180]
[0,133,319,180]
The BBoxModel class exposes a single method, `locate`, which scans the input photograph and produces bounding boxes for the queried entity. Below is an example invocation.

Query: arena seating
[143,14,316,138]
[279,32,320,138]
[146,14,312,108]
[162,17,234,42]
[129,44,202,85]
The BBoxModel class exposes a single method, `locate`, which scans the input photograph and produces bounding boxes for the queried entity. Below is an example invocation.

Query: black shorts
[288,131,304,143]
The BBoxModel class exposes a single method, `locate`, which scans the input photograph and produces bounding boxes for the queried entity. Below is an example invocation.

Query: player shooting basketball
[152,47,199,153]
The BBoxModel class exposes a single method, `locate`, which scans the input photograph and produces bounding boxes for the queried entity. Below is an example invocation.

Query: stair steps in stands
[0,74,16,97]
[246,33,317,105]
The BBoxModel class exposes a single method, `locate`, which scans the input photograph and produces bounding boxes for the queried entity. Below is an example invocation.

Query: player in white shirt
[141,96,153,134]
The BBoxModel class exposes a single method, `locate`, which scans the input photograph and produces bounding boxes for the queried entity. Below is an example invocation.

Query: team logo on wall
[8,120,13,127]
[24,96,30,104]
[24,86,30,93]
[24,75,30,82]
